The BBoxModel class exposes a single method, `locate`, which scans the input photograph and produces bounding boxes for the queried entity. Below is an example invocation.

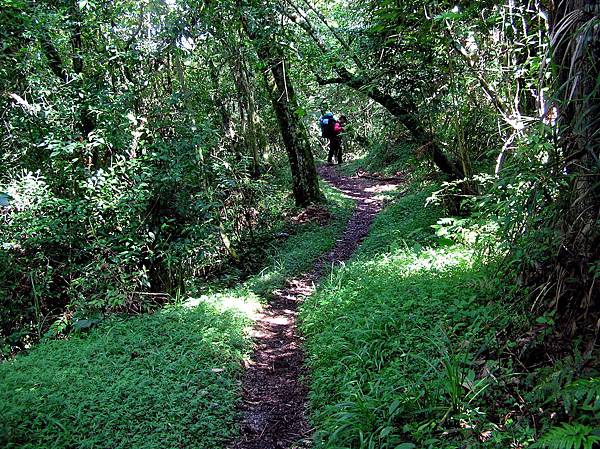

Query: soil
[288,205,332,226]
[231,165,403,449]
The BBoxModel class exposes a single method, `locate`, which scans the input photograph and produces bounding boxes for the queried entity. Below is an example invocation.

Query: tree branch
[281,0,330,55]
[297,0,366,70]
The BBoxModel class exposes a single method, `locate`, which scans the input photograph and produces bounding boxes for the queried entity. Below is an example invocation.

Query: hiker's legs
[330,137,342,164]
[327,138,336,164]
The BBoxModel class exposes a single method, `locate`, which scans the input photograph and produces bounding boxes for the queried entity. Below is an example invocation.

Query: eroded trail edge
[232,165,403,449]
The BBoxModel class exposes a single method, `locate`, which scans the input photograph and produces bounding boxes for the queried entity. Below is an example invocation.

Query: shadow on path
[231,165,403,449]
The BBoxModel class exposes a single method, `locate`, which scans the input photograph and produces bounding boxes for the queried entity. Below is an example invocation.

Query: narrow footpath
[232,165,402,449]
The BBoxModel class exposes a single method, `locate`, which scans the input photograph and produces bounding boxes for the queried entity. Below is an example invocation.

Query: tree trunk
[240,6,322,206]
[550,0,600,312]
[231,43,264,177]
[265,58,322,205]
[207,58,233,139]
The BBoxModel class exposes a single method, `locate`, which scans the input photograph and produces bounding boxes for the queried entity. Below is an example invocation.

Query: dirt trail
[232,165,402,449]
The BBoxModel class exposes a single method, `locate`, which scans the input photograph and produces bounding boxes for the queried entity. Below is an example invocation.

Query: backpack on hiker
[319,112,336,138]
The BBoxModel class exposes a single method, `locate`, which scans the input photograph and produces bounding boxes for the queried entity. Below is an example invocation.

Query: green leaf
[73,319,100,330]
[380,426,394,438]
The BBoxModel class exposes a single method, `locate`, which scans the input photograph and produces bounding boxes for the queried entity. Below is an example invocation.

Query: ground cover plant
[0,295,257,449]
[248,182,354,297]
[1,0,598,447]
[0,181,353,448]
[300,187,600,448]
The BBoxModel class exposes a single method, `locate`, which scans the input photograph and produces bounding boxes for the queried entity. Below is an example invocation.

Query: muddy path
[231,165,403,449]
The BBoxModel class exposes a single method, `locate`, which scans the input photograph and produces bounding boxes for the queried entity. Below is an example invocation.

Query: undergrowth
[0,179,354,448]
[247,182,353,297]
[336,141,419,179]
[0,295,258,448]
[300,186,600,448]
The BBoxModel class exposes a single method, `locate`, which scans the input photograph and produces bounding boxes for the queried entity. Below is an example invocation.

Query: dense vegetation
[1,0,598,447]
[0,183,354,448]
[302,186,598,448]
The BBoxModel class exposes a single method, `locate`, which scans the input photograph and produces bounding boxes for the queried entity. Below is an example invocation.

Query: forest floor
[233,164,403,449]
[2,162,593,449]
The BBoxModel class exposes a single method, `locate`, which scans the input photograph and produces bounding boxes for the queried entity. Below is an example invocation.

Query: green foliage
[355,187,443,257]
[528,366,600,445]
[338,140,416,179]
[301,187,598,448]
[532,423,600,449]
[558,378,600,417]
[0,153,276,352]
[301,190,519,448]
[1,0,598,447]
[0,294,259,448]
[247,183,354,296]
[0,0,290,352]
[0,167,352,447]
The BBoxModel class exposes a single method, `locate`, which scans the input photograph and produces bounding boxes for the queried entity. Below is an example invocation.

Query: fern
[533,422,600,449]
[561,378,600,415]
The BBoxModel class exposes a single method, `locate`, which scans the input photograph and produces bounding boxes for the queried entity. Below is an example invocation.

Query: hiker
[334,114,347,164]
[320,113,347,165]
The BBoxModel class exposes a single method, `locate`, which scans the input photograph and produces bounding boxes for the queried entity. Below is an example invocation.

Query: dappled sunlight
[303,251,516,447]
[3,171,50,211]
[300,187,534,449]
[402,246,474,273]
[2,0,596,446]
[357,244,474,276]
[0,300,253,448]
[183,291,262,319]
[244,183,354,298]
[364,183,397,194]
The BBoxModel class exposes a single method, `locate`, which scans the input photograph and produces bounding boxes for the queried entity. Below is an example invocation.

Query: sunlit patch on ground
[183,292,262,320]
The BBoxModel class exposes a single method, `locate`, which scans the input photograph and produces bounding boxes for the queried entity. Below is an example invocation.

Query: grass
[0,179,355,449]
[0,295,257,448]
[299,187,539,449]
[335,141,417,179]
[354,187,443,257]
[247,181,354,297]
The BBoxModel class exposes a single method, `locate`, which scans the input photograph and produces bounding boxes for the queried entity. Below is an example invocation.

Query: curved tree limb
[285,3,464,180]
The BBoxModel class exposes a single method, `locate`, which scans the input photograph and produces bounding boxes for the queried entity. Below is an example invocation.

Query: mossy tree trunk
[240,2,322,206]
